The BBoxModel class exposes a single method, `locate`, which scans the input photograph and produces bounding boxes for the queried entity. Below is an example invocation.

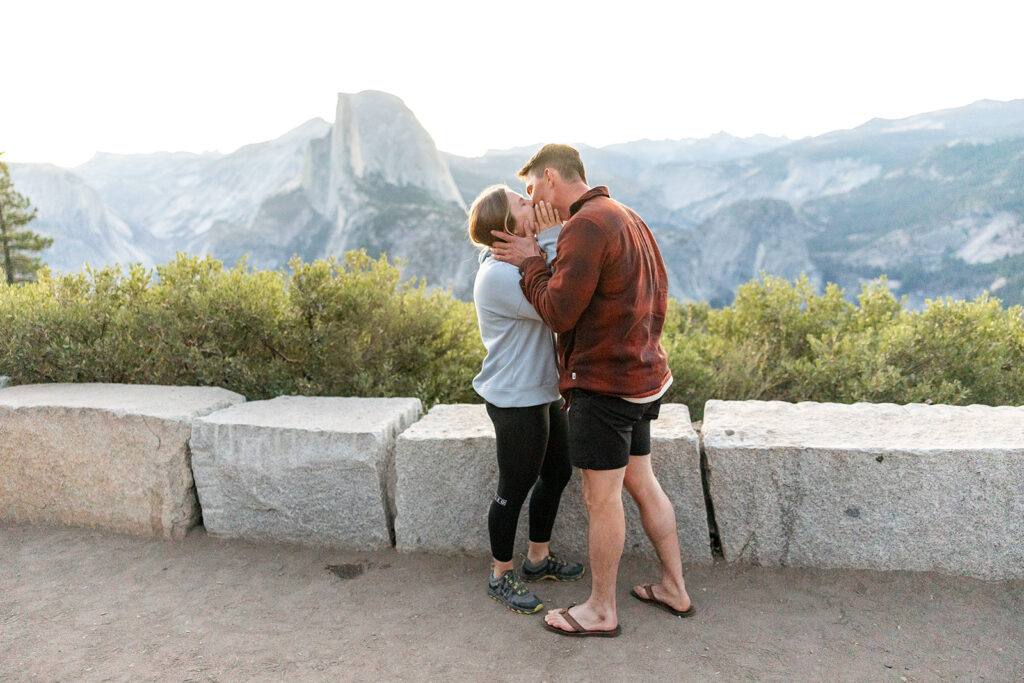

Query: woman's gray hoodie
[472,226,561,408]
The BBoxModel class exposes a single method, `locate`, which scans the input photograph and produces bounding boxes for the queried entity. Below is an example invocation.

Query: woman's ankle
[526,541,550,565]
[492,559,514,578]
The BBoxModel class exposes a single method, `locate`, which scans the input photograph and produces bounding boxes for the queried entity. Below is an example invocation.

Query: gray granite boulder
[0,383,245,539]
[703,400,1024,579]
[394,403,711,564]
[190,396,422,550]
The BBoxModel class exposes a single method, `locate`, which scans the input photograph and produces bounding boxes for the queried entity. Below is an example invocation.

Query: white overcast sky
[5,0,1024,167]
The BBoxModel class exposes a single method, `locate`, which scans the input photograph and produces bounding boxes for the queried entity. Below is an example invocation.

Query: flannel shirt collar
[568,186,610,218]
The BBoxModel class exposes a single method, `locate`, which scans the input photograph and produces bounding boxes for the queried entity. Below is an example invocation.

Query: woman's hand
[532,201,561,233]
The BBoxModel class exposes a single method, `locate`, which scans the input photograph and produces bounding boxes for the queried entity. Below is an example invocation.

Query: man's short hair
[517,144,587,184]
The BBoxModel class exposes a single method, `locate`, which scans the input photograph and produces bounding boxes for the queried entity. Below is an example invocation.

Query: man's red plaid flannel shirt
[519,186,672,400]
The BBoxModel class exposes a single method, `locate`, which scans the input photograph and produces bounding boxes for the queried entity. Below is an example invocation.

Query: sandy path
[2,523,1022,681]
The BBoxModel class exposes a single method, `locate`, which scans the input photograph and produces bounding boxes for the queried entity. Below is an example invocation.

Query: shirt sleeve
[519,219,605,334]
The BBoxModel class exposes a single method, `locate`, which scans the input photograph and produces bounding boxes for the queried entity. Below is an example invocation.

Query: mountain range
[9,93,1024,306]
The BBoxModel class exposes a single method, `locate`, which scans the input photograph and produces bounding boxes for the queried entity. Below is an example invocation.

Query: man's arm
[494,220,604,334]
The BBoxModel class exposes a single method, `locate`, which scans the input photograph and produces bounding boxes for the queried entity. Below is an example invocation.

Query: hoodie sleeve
[536,224,561,262]
[476,257,545,322]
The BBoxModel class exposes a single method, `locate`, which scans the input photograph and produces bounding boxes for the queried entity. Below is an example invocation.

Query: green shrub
[0,252,484,407]
[663,273,1024,419]
[283,252,481,404]
[3,259,1021,416]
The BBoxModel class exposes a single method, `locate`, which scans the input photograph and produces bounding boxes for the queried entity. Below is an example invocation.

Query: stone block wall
[4,382,1022,581]
[393,403,712,564]
[702,400,1024,580]
[190,396,421,550]
[0,383,244,539]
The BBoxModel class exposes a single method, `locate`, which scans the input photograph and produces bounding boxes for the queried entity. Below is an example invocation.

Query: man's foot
[542,606,621,637]
[630,582,694,616]
[543,601,618,635]
[521,553,586,582]
[488,570,543,614]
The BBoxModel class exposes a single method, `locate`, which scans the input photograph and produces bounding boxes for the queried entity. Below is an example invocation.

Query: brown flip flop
[542,606,622,638]
[630,584,697,617]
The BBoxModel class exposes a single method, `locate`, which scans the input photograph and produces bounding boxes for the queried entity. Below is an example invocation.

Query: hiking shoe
[488,570,543,614]
[520,553,586,582]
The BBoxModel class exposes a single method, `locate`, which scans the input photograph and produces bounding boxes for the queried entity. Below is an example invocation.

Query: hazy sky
[5,0,1023,167]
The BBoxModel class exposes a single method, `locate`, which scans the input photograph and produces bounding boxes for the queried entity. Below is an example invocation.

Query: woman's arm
[476,260,545,322]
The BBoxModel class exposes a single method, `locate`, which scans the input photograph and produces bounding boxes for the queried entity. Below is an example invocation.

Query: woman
[467,184,585,614]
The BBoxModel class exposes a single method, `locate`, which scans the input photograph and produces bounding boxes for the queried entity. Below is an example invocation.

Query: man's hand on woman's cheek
[491,231,543,267]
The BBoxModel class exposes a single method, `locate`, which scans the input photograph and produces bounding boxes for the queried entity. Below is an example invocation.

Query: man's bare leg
[544,467,625,632]
[623,453,691,611]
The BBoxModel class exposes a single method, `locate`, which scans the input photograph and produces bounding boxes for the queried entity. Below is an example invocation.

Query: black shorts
[567,389,662,470]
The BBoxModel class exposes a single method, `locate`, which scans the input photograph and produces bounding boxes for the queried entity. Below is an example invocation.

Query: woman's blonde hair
[467,184,515,248]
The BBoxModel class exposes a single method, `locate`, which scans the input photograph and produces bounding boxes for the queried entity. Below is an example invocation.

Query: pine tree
[0,154,51,285]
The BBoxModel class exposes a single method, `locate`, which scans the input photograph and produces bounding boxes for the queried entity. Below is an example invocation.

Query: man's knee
[622,464,643,493]
[583,492,623,514]
[623,455,655,496]
[581,468,625,509]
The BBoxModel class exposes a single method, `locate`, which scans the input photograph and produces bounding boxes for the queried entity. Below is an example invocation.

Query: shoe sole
[629,587,697,618]
[542,621,622,638]
[488,592,543,614]
[522,567,586,583]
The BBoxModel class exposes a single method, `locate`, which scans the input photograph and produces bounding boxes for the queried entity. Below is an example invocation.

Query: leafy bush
[3,258,1022,417]
[0,252,484,407]
[663,274,1024,419]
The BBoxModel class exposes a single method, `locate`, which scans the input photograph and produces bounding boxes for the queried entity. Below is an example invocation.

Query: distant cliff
[16,92,475,297]
[10,94,1024,306]
[658,199,821,307]
[447,99,1024,307]
[200,91,476,297]
[7,163,152,270]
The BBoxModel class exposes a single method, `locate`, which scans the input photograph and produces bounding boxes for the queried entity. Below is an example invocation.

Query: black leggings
[485,400,572,563]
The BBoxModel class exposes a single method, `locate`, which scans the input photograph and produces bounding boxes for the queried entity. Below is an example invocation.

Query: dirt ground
[2,522,1022,682]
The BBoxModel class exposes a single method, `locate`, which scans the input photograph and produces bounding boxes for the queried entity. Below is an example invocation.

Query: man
[490,144,695,637]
